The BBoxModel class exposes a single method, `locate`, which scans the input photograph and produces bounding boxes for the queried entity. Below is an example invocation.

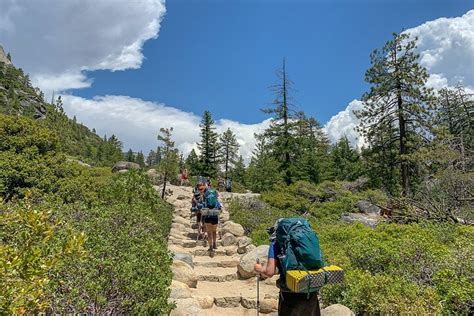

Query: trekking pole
[256,258,260,316]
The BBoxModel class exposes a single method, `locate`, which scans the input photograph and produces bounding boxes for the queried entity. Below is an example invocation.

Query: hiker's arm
[254,258,277,278]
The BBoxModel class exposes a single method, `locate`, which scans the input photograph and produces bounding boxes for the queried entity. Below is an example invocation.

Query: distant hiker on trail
[180,168,189,186]
[191,180,206,239]
[225,178,232,192]
[254,218,322,316]
[206,176,212,188]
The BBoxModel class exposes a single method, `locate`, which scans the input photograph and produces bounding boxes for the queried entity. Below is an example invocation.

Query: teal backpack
[205,188,218,209]
[276,218,324,290]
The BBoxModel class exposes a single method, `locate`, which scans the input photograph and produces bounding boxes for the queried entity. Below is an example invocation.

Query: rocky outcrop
[356,200,381,215]
[221,221,245,237]
[0,45,12,66]
[112,161,140,172]
[321,304,355,316]
[341,213,381,228]
[171,260,198,288]
[237,245,269,279]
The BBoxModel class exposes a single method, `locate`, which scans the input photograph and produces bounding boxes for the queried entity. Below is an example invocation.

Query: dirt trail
[162,184,279,316]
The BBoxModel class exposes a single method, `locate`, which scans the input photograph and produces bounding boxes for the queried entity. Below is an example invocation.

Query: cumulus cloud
[323,100,366,149]
[0,0,166,98]
[324,9,474,148]
[406,9,474,88]
[62,95,270,162]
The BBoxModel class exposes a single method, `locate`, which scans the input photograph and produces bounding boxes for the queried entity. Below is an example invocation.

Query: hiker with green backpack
[254,218,324,316]
[195,178,221,256]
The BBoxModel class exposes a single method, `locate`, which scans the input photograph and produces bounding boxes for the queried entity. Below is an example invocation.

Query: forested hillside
[0,51,174,314]
[0,53,122,166]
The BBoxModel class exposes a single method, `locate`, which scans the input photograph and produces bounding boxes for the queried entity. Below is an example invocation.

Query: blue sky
[74,0,472,124]
[1,0,473,158]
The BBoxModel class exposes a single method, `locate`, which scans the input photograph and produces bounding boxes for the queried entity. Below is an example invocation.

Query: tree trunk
[397,84,409,196]
[161,174,167,199]
[282,58,291,185]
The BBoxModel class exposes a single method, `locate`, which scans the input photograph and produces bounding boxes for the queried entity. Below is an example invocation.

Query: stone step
[195,279,279,313]
[204,305,277,316]
[193,255,240,268]
[195,266,238,282]
[191,245,238,257]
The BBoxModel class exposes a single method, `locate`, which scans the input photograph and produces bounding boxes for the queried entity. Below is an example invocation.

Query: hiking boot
[213,243,217,249]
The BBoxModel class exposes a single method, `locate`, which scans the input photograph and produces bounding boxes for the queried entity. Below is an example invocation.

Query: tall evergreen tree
[198,111,219,177]
[157,127,179,199]
[356,32,434,195]
[146,149,157,166]
[231,155,246,185]
[135,151,145,167]
[331,136,362,181]
[125,149,134,162]
[219,128,240,180]
[246,134,282,192]
[185,149,201,176]
[262,59,297,185]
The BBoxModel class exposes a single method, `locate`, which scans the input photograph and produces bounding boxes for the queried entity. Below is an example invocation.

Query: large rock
[0,45,12,66]
[172,260,198,288]
[146,168,160,183]
[238,245,269,279]
[341,213,381,228]
[321,304,355,316]
[170,298,204,316]
[173,216,189,227]
[260,298,278,313]
[356,200,381,215]
[195,296,214,309]
[237,236,253,254]
[174,252,194,268]
[221,221,245,237]
[112,161,140,172]
[221,232,237,247]
[170,287,192,300]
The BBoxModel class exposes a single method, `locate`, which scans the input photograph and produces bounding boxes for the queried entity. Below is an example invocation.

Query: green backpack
[204,188,218,209]
[276,218,324,290]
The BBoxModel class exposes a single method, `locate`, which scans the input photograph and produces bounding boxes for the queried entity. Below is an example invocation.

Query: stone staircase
[163,184,279,316]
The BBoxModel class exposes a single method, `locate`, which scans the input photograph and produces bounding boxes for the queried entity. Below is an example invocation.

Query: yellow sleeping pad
[285,265,344,293]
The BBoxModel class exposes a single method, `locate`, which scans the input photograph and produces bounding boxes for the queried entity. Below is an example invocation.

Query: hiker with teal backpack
[195,178,221,256]
[254,218,323,316]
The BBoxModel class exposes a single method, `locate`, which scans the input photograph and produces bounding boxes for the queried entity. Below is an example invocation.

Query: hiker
[195,179,221,256]
[225,178,232,192]
[254,219,321,316]
[191,181,206,239]
[180,168,189,186]
[206,176,212,188]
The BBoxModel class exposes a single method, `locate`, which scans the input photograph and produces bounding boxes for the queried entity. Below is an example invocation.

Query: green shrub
[0,199,85,314]
[47,171,174,314]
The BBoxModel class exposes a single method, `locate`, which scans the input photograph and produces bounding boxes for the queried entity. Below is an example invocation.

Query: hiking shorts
[278,291,320,316]
[203,215,218,225]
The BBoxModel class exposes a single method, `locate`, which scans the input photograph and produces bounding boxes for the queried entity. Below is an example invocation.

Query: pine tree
[219,128,240,180]
[262,59,296,185]
[198,111,219,177]
[146,150,157,166]
[246,134,282,192]
[356,32,435,196]
[185,149,201,176]
[125,149,135,162]
[331,136,362,181]
[157,127,179,199]
[231,155,246,185]
[436,85,474,162]
[135,151,145,167]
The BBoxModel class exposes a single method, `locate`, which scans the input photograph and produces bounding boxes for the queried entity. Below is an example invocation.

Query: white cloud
[62,95,270,163]
[406,9,474,88]
[324,9,474,148]
[0,0,166,98]
[323,100,366,149]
